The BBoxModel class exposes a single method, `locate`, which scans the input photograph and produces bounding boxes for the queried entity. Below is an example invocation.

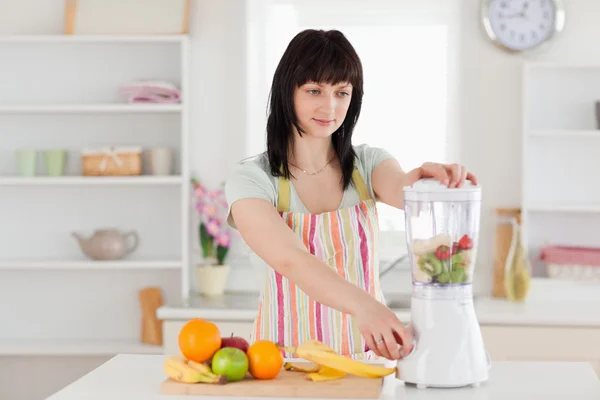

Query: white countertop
[46,354,600,400]
[157,279,600,328]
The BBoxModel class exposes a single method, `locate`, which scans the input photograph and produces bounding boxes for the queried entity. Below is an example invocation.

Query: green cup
[43,150,67,176]
[16,149,37,177]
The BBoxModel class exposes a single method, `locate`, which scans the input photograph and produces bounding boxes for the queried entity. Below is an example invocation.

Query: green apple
[211,347,249,382]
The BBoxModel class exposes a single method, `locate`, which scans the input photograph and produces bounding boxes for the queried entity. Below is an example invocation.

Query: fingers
[422,162,449,186]
[393,321,414,357]
[449,163,462,188]
[364,334,379,357]
[373,335,392,360]
[421,162,477,188]
[381,330,401,360]
[466,171,478,185]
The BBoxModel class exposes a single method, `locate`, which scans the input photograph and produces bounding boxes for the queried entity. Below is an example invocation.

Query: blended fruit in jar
[412,233,474,284]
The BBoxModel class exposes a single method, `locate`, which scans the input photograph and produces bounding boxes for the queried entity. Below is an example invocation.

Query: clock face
[483,0,563,52]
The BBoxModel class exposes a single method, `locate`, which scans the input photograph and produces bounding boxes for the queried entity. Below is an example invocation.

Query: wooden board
[160,364,384,399]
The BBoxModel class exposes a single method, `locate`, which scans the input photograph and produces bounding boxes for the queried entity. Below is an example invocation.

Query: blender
[396,178,490,388]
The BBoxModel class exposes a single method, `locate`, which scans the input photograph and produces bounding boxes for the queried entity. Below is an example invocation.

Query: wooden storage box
[64,0,190,35]
[82,146,142,176]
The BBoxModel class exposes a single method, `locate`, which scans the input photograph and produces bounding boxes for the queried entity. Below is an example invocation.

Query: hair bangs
[296,39,362,89]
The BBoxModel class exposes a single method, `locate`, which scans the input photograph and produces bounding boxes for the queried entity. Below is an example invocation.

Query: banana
[186,359,214,375]
[281,341,396,379]
[307,365,346,382]
[163,356,226,384]
[284,362,321,373]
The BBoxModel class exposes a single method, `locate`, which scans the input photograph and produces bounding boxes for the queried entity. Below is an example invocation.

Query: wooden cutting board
[160,363,384,398]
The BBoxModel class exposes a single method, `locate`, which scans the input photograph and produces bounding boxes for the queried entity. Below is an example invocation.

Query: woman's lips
[314,119,334,126]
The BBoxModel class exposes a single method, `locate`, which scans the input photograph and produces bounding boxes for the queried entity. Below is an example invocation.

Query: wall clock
[481,0,566,53]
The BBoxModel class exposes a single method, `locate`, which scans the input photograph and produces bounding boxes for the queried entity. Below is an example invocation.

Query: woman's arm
[230,198,375,315]
[372,159,478,210]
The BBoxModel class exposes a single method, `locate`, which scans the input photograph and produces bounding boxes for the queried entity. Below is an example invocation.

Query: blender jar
[403,179,481,286]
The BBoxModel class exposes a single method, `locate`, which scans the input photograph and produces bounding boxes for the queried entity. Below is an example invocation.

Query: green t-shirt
[225,144,395,229]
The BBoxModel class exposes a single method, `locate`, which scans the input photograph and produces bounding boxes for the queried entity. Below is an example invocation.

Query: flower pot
[195,263,230,297]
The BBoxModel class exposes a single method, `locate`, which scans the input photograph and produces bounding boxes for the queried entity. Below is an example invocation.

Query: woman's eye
[338,92,350,97]
[308,89,320,95]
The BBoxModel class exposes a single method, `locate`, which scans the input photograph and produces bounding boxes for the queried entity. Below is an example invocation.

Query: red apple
[221,333,250,353]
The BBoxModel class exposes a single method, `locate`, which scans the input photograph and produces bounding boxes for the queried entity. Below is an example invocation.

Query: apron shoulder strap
[352,167,371,202]
[277,175,291,212]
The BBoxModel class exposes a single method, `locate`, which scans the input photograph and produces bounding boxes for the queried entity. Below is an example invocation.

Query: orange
[178,318,221,363]
[246,340,284,379]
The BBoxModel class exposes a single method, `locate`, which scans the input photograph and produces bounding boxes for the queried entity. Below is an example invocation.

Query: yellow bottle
[504,216,531,302]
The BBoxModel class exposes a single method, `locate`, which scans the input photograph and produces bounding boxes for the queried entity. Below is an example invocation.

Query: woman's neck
[288,131,336,173]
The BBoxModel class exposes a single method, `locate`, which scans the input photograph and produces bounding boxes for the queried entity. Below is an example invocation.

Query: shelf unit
[0,176,183,186]
[0,260,181,270]
[0,338,162,356]
[522,62,600,276]
[0,34,190,346]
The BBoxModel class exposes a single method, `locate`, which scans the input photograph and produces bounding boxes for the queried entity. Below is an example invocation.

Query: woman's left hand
[409,162,478,188]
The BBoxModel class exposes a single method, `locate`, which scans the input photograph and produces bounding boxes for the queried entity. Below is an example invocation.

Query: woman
[225,29,477,361]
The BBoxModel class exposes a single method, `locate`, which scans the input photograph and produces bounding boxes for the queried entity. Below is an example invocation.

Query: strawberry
[451,242,460,254]
[435,245,451,260]
[458,234,473,250]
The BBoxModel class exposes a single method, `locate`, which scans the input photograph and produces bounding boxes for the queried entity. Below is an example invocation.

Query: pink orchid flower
[205,219,221,236]
[215,231,230,247]
[208,189,222,200]
[201,203,218,218]
[194,185,206,199]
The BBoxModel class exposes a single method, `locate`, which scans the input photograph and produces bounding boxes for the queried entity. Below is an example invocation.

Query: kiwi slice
[437,272,451,283]
[450,269,465,283]
[451,252,465,271]
[419,253,443,276]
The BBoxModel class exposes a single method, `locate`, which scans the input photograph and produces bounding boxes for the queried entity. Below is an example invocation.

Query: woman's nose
[320,94,338,113]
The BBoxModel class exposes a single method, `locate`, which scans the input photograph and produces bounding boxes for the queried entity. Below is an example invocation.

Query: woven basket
[539,245,600,281]
[82,146,142,176]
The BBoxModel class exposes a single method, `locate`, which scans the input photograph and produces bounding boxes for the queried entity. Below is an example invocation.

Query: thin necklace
[289,155,336,176]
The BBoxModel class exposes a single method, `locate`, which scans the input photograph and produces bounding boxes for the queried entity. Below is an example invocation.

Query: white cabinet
[522,62,600,277]
[481,325,600,378]
[162,320,254,356]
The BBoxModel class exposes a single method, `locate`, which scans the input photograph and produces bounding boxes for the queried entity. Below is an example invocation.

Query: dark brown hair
[266,29,364,190]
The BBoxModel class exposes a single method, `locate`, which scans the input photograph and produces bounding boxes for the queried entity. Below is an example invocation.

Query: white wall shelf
[0,34,187,44]
[0,32,190,359]
[525,205,600,213]
[0,176,183,186]
[0,339,162,356]
[0,260,181,270]
[0,104,183,113]
[527,130,600,138]
[522,62,600,276]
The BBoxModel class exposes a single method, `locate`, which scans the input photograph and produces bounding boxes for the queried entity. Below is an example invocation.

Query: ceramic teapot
[72,228,139,260]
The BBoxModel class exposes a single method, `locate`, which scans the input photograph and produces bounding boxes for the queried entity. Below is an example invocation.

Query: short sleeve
[354,144,396,200]
[225,160,277,229]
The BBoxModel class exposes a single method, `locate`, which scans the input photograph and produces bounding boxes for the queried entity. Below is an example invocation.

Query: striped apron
[250,166,385,360]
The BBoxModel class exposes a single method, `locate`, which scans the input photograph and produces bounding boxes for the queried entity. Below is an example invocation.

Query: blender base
[396,288,491,388]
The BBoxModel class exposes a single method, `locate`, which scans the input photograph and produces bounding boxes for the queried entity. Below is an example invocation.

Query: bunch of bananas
[163,356,227,384]
[281,340,396,382]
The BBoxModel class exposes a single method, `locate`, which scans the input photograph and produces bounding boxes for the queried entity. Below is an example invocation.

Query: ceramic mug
[150,147,173,175]
[43,150,67,176]
[16,149,37,176]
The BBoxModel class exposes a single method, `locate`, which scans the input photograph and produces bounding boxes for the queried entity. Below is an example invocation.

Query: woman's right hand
[354,298,414,360]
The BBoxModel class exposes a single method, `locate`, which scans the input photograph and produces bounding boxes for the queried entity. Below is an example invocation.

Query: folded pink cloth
[119,81,181,104]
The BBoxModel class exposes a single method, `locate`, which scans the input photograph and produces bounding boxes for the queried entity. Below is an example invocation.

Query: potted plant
[192,177,232,296]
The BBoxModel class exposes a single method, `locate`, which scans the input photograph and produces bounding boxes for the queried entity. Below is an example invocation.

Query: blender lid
[403,178,481,202]
[404,178,480,192]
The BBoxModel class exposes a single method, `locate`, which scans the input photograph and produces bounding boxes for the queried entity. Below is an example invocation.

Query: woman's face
[293,81,352,139]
